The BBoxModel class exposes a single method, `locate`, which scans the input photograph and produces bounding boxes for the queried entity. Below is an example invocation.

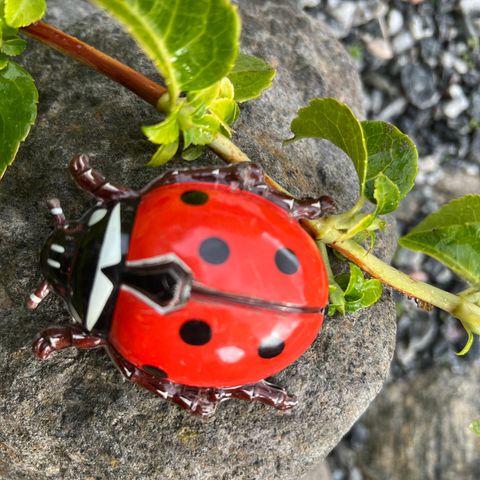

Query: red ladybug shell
[108,181,328,388]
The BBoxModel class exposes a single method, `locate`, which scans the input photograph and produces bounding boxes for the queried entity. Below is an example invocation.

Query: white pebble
[388,9,404,37]
[444,85,470,119]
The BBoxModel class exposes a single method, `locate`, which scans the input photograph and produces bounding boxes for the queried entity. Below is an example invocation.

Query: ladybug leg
[106,347,220,417]
[26,280,51,310]
[46,198,66,227]
[217,379,297,411]
[33,325,106,360]
[69,154,137,202]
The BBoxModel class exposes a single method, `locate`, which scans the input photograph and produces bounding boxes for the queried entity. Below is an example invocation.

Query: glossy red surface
[109,181,328,388]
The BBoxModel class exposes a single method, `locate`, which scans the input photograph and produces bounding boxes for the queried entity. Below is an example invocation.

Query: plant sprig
[2,0,480,356]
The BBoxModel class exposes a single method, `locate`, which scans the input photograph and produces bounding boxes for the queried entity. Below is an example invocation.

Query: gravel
[296,1,480,479]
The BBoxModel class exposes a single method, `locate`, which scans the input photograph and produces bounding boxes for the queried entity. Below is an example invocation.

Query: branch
[21,21,166,108]
[312,221,480,333]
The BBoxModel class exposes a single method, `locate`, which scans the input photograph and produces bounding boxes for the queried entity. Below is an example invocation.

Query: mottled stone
[354,366,480,480]
[0,1,396,479]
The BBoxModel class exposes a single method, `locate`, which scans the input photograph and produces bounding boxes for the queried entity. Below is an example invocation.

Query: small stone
[409,14,435,40]
[365,37,393,61]
[471,88,480,121]
[377,98,407,122]
[420,38,442,68]
[442,51,469,75]
[401,63,440,109]
[460,0,480,14]
[352,1,388,27]
[392,31,414,54]
[365,90,384,115]
[329,1,357,35]
[443,84,470,119]
[470,130,480,163]
[387,9,404,37]
[394,249,425,272]
[297,0,321,9]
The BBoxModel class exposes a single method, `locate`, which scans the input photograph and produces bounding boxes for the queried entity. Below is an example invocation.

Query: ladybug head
[39,221,84,297]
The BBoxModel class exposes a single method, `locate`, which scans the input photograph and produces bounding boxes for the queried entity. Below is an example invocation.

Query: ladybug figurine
[29,155,334,417]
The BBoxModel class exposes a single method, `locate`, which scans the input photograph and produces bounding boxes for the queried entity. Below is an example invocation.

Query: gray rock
[354,366,480,480]
[401,63,440,110]
[0,1,396,479]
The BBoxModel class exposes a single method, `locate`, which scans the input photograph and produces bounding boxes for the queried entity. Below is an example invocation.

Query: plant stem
[21,21,166,108]
[318,232,480,332]
[208,133,251,164]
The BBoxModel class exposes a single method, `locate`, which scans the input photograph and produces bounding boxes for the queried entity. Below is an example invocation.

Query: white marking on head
[47,259,61,269]
[50,207,63,215]
[86,204,122,331]
[88,208,108,226]
[50,244,65,254]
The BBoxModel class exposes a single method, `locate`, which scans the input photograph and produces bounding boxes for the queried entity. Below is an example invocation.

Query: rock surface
[353,366,480,480]
[0,1,396,479]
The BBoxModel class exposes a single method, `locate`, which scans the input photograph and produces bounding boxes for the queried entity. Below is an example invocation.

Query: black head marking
[275,248,299,275]
[180,320,212,346]
[181,190,209,206]
[258,335,285,359]
[199,237,230,265]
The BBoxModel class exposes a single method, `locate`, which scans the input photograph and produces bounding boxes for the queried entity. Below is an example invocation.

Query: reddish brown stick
[21,21,166,107]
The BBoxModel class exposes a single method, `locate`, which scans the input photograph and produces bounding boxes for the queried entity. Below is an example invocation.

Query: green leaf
[469,419,480,436]
[4,0,46,28]
[1,37,26,56]
[373,173,401,215]
[287,98,368,194]
[360,279,383,308]
[183,114,219,146]
[0,53,8,70]
[209,97,238,126]
[182,144,205,161]
[147,138,179,166]
[0,60,38,179]
[399,195,480,287]
[456,329,474,356]
[329,262,383,315]
[362,120,418,206]
[227,53,275,102]
[91,0,240,103]
[142,111,180,145]
[187,83,221,109]
[328,284,346,316]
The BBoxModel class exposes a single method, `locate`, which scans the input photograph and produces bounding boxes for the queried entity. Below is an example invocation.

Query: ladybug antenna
[26,279,51,310]
[47,198,66,227]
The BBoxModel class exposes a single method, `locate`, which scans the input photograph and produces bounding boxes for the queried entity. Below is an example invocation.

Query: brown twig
[21,21,166,107]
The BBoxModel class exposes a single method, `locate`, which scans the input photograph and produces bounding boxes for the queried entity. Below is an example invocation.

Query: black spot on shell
[258,336,285,359]
[181,190,209,205]
[142,365,168,378]
[275,248,299,275]
[180,320,212,346]
[199,237,230,265]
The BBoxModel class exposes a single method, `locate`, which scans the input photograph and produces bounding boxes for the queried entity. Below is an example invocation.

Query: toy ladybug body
[30,155,332,416]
